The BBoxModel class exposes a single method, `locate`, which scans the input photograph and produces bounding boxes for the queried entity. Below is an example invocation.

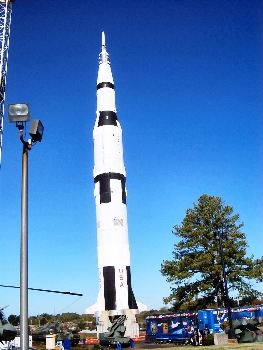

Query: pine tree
[161,194,263,311]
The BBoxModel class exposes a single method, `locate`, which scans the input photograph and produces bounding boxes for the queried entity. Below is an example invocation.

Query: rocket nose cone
[102,31,106,47]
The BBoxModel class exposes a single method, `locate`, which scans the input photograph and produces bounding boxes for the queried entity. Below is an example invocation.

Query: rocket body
[93,32,138,317]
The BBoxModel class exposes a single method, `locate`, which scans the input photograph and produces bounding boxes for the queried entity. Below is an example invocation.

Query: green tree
[8,314,20,326]
[161,194,263,311]
[38,313,53,325]
[59,313,80,323]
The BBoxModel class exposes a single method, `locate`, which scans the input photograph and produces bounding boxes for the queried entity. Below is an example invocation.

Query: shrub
[205,333,214,346]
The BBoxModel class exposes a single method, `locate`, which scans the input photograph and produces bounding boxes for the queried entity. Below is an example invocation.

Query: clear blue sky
[1,0,262,317]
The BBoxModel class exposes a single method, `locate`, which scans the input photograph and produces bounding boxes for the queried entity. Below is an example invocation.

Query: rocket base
[97,310,139,338]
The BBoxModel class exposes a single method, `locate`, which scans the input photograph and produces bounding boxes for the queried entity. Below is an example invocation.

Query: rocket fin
[85,303,100,315]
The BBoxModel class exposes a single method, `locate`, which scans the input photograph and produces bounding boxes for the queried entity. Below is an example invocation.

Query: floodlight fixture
[29,119,44,143]
[8,103,30,123]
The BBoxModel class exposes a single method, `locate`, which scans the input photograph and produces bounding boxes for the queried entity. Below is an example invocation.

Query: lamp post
[8,103,44,350]
[218,227,234,337]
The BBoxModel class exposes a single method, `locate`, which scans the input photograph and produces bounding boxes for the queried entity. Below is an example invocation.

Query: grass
[33,340,263,350]
[138,342,263,350]
[178,343,263,350]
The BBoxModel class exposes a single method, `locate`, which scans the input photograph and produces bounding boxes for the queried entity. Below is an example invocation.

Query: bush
[205,333,214,346]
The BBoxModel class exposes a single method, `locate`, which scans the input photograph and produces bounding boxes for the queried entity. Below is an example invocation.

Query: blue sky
[1,0,262,317]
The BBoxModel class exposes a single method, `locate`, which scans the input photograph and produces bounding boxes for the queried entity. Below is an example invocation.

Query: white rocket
[92,32,138,320]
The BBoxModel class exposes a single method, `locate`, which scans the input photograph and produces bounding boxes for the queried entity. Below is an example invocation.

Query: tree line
[8,312,96,330]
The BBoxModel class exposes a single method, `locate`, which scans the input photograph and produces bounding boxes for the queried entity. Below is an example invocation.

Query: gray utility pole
[8,103,44,350]
[20,136,29,350]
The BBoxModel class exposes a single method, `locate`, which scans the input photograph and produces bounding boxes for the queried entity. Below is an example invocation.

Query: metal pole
[218,229,233,335]
[20,144,28,350]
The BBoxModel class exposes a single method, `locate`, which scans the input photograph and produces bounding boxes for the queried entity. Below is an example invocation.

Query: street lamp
[8,103,30,123]
[8,103,44,350]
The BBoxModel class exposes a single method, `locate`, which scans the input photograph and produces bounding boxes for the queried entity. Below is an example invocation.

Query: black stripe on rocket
[103,266,138,310]
[126,266,138,309]
[96,81,117,126]
[103,266,116,310]
[94,173,126,204]
[97,82,115,90]
[97,111,118,126]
